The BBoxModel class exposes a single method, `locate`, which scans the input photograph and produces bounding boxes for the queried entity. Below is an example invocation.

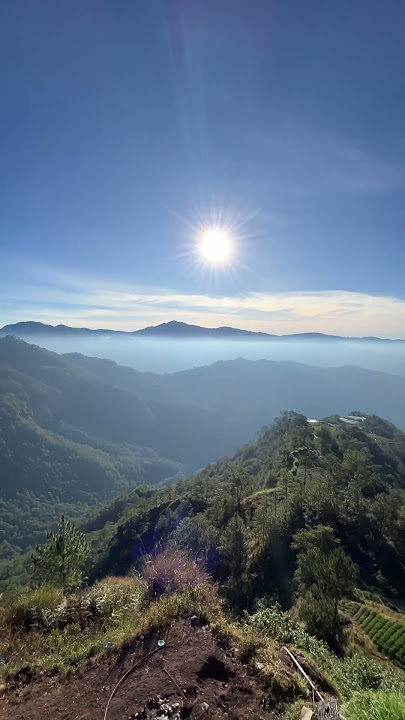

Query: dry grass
[1,586,64,629]
[141,548,212,599]
[0,555,221,684]
[0,577,144,679]
[210,613,301,704]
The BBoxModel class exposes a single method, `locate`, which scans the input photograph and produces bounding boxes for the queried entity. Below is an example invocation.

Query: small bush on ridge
[141,548,212,599]
[2,586,64,630]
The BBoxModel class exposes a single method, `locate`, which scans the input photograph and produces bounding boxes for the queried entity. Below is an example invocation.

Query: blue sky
[1,0,405,335]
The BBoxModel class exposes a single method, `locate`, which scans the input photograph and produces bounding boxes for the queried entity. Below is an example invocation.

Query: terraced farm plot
[352,605,405,668]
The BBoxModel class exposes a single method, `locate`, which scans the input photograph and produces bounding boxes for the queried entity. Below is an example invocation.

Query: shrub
[243,604,294,643]
[0,577,145,678]
[342,690,405,720]
[141,548,212,599]
[42,577,144,630]
[1,577,143,633]
[337,655,385,694]
[2,586,64,630]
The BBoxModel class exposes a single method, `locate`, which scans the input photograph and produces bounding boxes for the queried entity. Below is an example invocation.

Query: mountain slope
[1,411,405,720]
[0,393,181,564]
[64,351,405,430]
[4,337,405,472]
[0,340,185,585]
[0,337,250,470]
[85,410,405,606]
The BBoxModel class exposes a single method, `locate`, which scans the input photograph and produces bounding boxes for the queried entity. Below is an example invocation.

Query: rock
[201,702,209,712]
[171,703,180,711]
[300,708,313,720]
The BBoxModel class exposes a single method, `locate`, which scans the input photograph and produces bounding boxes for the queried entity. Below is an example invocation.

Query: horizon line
[1,318,404,342]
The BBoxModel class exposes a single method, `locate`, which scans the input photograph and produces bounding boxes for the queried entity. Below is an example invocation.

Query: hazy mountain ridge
[0,337,255,470]
[2,319,404,342]
[64,350,405,430]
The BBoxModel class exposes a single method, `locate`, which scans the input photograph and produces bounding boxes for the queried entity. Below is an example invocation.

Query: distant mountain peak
[0,319,403,343]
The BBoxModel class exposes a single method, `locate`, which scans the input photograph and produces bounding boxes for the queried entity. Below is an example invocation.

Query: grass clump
[1,585,64,630]
[0,550,220,682]
[280,700,310,720]
[142,548,212,599]
[0,577,144,678]
[342,690,405,720]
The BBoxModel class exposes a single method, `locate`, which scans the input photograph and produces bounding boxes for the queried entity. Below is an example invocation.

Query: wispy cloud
[1,260,405,338]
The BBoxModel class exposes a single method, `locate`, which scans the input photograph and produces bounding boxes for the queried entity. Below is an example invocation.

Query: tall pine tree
[31,515,90,593]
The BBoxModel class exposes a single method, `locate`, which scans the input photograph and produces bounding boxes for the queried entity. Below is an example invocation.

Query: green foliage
[243,603,295,642]
[2,342,405,668]
[353,605,405,668]
[244,605,405,701]
[0,576,145,678]
[79,409,405,637]
[0,339,183,589]
[1,585,64,629]
[292,526,357,642]
[31,515,90,593]
[342,690,405,720]
[220,513,249,610]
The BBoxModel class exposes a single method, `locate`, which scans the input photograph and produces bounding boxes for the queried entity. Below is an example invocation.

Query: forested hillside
[0,337,259,470]
[84,411,405,613]
[65,348,405,430]
[0,340,184,587]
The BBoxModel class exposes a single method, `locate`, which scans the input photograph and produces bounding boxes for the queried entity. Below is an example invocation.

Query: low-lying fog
[16,335,405,376]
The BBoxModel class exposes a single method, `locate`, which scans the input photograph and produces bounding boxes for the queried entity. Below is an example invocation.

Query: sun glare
[198,226,233,265]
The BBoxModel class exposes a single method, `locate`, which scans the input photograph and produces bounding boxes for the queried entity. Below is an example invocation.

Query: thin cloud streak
[1,264,405,338]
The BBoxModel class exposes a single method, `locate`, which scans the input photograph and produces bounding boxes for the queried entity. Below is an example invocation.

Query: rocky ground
[0,620,276,720]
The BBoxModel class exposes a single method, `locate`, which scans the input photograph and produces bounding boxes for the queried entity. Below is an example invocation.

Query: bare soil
[0,621,274,720]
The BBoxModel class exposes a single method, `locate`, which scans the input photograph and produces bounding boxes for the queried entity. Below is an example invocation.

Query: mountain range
[3,335,405,587]
[1,319,404,343]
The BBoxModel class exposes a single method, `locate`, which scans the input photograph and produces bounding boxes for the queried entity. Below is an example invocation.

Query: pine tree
[31,515,90,593]
[221,514,248,611]
[292,525,357,643]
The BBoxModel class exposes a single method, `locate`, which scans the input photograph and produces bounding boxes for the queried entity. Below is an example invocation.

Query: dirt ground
[0,620,274,720]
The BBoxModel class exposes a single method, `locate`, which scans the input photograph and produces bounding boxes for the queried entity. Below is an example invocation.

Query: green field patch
[352,604,405,669]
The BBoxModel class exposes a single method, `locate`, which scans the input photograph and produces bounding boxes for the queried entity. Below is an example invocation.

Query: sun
[198,226,233,265]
